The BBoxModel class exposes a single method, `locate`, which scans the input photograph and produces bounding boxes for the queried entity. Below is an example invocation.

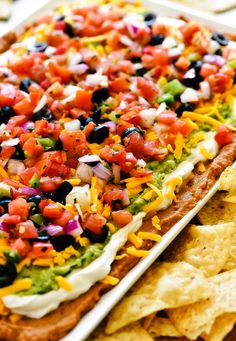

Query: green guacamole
[17,244,104,295]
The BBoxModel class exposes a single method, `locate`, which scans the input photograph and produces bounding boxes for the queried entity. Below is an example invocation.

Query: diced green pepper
[187,52,201,62]
[36,137,56,151]
[29,173,40,189]
[163,79,185,97]
[157,93,174,104]
[30,214,44,226]
[228,60,236,69]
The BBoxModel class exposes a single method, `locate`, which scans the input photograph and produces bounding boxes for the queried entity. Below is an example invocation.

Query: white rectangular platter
[1,1,235,340]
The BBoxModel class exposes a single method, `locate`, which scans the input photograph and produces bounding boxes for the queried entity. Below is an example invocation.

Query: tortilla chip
[105,262,211,334]
[91,322,153,341]
[201,313,236,341]
[147,317,182,338]
[163,223,235,277]
[223,230,236,271]
[218,166,236,192]
[167,269,236,340]
[198,192,236,225]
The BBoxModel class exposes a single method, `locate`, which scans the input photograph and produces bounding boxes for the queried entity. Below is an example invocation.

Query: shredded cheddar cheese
[128,232,143,249]
[55,276,73,292]
[0,279,32,297]
[164,176,182,200]
[182,112,220,127]
[174,133,184,160]
[152,215,161,230]
[197,162,206,172]
[101,275,119,285]
[138,232,162,242]
[33,258,53,267]
[199,146,213,160]
[76,237,90,247]
[106,222,116,233]
[115,254,127,260]
[126,246,149,257]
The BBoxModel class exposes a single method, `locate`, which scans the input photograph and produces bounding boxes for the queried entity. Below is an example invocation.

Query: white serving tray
[1,1,235,340]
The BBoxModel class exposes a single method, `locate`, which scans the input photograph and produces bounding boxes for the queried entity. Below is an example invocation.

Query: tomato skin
[170,119,193,136]
[157,111,177,125]
[112,210,133,227]
[32,242,54,257]
[214,125,233,146]
[16,220,38,239]
[83,213,107,234]
[8,198,30,221]
[40,178,62,192]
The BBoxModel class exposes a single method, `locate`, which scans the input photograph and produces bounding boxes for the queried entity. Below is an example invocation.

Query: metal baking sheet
[1,1,235,340]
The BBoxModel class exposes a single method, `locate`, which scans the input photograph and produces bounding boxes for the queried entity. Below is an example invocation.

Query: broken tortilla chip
[198,192,236,225]
[162,223,235,277]
[146,316,182,338]
[105,262,211,334]
[167,269,236,340]
[201,313,236,341]
[223,230,236,271]
[218,166,236,193]
[91,322,153,341]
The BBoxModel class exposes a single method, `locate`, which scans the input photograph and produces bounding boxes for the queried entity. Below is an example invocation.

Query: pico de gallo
[0,0,235,306]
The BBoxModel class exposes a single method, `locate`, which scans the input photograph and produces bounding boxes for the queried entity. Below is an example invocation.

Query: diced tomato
[17,220,38,239]
[2,214,21,225]
[110,77,130,93]
[137,77,157,102]
[46,81,64,97]
[121,152,137,172]
[130,167,153,177]
[84,121,96,139]
[13,238,26,255]
[74,90,93,111]
[7,115,27,127]
[208,72,233,93]
[53,210,74,226]
[180,22,201,44]
[0,146,15,159]
[47,61,71,83]
[120,110,141,125]
[43,162,70,178]
[21,167,41,186]
[83,213,107,234]
[175,56,190,71]
[0,83,21,107]
[103,189,124,207]
[101,145,126,164]
[20,132,36,146]
[169,119,193,136]
[13,98,35,117]
[8,198,30,220]
[40,178,62,192]
[117,120,133,136]
[200,63,218,78]
[142,140,160,156]
[43,203,64,218]
[32,242,54,257]
[112,210,133,227]
[23,137,44,158]
[214,125,233,146]
[10,55,35,74]
[157,111,177,125]
[54,21,66,31]
[59,130,89,157]
[70,108,87,119]
[123,132,145,154]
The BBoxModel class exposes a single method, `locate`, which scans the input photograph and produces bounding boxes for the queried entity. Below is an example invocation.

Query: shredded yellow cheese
[115,254,127,260]
[126,246,149,257]
[102,204,111,218]
[143,192,163,213]
[164,176,182,200]
[76,237,90,247]
[199,146,213,160]
[187,131,206,147]
[152,215,161,230]
[66,179,81,186]
[33,258,53,267]
[197,162,206,172]
[0,279,32,297]
[142,189,153,201]
[174,133,184,160]
[128,232,143,249]
[0,166,8,179]
[182,112,220,128]
[55,276,73,292]
[106,222,116,233]
[80,33,109,44]
[9,314,22,323]
[16,258,31,273]
[101,275,119,285]
[137,232,162,242]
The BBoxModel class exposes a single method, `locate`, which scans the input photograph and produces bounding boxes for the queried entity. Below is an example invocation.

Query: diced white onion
[120,35,134,47]
[44,46,56,56]
[66,185,91,212]
[67,52,82,66]
[64,85,81,96]
[7,159,25,176]
[64,120,81,131]
[168,44,184,58]
[180,88,200,103]
[140,108,158,128]
[1,138,19,147]
[136,159,146,168]
[75,163,93,183]
[33,94,47,113]
[200,81,211,100]
[86,74,108,87]
[162,37,177,49]
[156,102,167,116]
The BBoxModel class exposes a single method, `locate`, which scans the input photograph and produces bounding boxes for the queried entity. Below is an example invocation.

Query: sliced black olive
[32,107,54,122]
[182,67,203,90]
[83,225,109,243]
[56,15,66,21]
[130,56,142,63]
[0,261,17,288]
[148,34,165,46]
[212,32,229,46]
[55,181,73,204]
[12,144,25,160]
[92,88,109,104]
[55,138,63,151]
[176,103,195,117]
[88,126,109,144]
[121,127,142,142]
[215,48,222,56]
[27,195,42,214]
[0,106,15,124]
[78,115,87,127]
[111,199,123,211]
[144,12,157,27]
[190,60,203,73]
[29,42,48,53]
[85,117,94,125]
[19,78,36,93]
[36,235,50,242]
[0,197,11,214]
[64,22,74,38]
[93,108,102,122]
[136,67,148,77]
[50,234,75,252]
[43,192,56,200]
